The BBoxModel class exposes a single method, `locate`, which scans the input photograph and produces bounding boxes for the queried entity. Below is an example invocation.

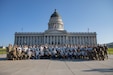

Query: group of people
[6,44,108,61]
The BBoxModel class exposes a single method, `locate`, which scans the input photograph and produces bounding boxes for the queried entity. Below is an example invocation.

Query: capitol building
[14,10,97,46]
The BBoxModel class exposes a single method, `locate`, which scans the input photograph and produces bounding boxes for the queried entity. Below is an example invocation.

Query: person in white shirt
[23,45,28,54]
[27,46,32,59]
[60,50,64,59]
[68,50,73,59]
[36,49,39,59]
[64,50,68,59]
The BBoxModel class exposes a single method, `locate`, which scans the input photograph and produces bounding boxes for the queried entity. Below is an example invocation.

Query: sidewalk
[0,54,113,75]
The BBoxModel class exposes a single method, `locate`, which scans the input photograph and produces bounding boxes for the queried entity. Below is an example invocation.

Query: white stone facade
[14,10,97,46]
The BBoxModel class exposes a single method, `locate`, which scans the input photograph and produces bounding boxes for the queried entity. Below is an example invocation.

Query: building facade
[14,10,97,46]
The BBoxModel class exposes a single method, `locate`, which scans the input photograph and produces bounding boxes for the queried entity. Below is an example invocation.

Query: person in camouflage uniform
[103,44,108,59]
[97,45,105,60]
[6,44,13,60]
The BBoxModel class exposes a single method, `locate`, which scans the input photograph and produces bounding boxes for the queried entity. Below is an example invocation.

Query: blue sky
[0,0,113,46]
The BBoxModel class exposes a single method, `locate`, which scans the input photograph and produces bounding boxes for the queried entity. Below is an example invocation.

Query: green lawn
[0,48,6,54]
[108,48,113,54]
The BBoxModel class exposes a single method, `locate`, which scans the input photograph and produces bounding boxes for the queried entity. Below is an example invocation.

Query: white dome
[48,10,64,30]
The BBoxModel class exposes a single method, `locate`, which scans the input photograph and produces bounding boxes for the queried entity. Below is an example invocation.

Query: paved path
[0,54,113,75]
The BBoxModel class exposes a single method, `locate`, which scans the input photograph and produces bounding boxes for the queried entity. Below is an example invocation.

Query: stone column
[61,36,63,44]
[83,36,85,45]
[34,36,36,45]
[37,36,38,44]
[81,36,82,45]
[72,37,74,44]
[56,36,57,45]
[73,37,75,45]
[77,36,79,45]
[31,36,32,45]
[73,36,74,45]
[66,36,68,44]
[19,36,21,45]
[61,36,62,44]
[84,36,86,45]
[50,36,51,45]
[46,36,48,44]
[14,36,17,45]
[69,36,70,44]
[74,36,76,45]
[26,36,28,45]
[87,36,89,45]
[89,36,91,46]
[33,36,35,45]
[75,36,77,45]
[75,36,76,45]
[77,36,80,45]
[20,36,22,45]
[90,36,92,46]
[55,36,56,45]
[70,36,72,44]
[49,36,51,45]
[35,36,36,45]
[21,36,23,45]
[43,36,45,44]
[95,36,97,45]
[59,36,61,45]
[62,36,63,44]
[82,36,84,45]
[23,36,25,45]
[76,36,78,45]
[53,36,54,44]
[64,36,66,44]
[48,36,49,44]
[68,36,70,44]
[17,36,20,45]
[16,36,18,45]
[93,36,96,45]
[52,36,53,44]
[79,36,80,45]
[62,36,64,44]
[92,36,95,46]
[81,36,83,45]
[29,36,31,45]
[39,36,40,45]
[88,36,90,46]
[23,36,24,45]
[71,37,73,45]
[45,36,46,44]
[32,36,34,45]
[28,36,30,45]
[36,36,38,44]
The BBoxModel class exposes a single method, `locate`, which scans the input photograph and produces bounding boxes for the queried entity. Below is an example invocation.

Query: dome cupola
[48,9,64,30]
[50,9,60,18]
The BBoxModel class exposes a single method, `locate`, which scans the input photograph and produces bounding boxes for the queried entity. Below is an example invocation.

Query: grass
[0,48,6,54]
[0,48,113,54]
[108,48,113,54]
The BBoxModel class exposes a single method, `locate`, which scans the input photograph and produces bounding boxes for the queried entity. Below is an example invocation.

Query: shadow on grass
[83,68,113,72]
